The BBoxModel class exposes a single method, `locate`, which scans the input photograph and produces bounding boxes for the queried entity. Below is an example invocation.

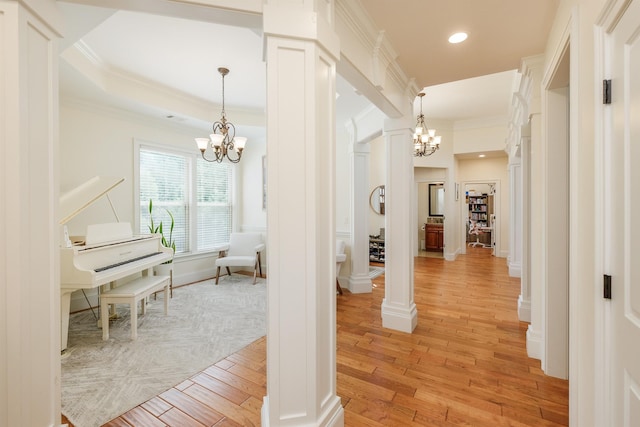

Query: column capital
[263,2,340,60]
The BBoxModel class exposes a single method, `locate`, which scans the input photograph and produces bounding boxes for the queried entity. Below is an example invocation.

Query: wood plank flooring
[63,246,568,426]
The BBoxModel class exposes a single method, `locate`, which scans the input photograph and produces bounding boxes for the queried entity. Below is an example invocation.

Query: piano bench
[100,275,170,341]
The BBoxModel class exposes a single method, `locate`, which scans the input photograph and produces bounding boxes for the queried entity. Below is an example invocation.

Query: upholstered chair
[213,233,265,284]
[336,239,346,295]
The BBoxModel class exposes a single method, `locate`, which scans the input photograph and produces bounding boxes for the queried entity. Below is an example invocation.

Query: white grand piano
[59,176,173,351]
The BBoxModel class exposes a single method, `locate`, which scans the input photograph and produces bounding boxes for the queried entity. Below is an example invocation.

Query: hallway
[94,247,568,426]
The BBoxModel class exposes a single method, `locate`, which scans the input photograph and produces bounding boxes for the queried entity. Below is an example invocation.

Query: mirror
[429,183,444,216]
[370,185,385,215]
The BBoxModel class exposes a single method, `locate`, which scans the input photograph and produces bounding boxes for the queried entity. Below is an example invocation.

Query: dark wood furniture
[424,223,444,251]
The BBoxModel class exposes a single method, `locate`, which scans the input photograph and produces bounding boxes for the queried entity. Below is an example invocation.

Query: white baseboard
[346,274,372,293]
[517,295,531,322]
[444,248,459,261]
[526,325,542,360]
[381,300,418,333]
[509,262,522,278]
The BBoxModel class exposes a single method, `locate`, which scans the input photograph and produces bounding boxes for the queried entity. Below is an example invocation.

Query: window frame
[133,138,238,260]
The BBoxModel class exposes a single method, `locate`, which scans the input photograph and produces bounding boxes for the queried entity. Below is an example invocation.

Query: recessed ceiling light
[478,154,486,158]
[448,32,468,44]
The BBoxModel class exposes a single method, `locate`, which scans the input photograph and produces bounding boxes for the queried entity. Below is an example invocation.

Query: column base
[261,395,344,426]
[509,262,522,277]
[347,274,372,293]
[517,295,531,322]
[526,325,543,360]
[381,299,418,333]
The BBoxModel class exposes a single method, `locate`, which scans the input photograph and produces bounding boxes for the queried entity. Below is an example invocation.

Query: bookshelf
[468,195,489,227]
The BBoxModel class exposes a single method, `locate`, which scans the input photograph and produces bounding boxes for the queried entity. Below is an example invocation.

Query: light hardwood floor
[63,246,568,426]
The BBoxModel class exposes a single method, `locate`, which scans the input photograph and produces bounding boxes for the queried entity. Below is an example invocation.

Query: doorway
[460,181,499,256]
[417,182,445,258]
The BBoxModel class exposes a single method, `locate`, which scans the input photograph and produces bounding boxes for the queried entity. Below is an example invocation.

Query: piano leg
[60,289,73,352]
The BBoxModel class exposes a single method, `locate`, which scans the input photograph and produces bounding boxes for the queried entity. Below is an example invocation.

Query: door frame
[459,180,500,257]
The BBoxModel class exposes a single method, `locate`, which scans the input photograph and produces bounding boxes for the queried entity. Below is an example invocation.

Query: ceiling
[362,0,559,88]
[58,1,559,144]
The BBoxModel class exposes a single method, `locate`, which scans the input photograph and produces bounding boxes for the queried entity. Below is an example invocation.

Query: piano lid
[59,176,125,225]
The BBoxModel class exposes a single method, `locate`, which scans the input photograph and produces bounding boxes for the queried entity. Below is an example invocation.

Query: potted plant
[148,199,176,277]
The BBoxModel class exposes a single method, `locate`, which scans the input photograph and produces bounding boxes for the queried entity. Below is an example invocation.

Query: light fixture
[195,67,247,163]
[413,92,441,157]
[448,32,468,44]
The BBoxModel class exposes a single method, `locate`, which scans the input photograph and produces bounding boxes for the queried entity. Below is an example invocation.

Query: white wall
[240,136,267,232]
[454,122,509,154]
[336,125,352,236]
[60,101,205,234]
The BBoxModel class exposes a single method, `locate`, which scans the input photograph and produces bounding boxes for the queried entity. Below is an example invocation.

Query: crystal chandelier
[195,67,247,163]
[413,92,441,157]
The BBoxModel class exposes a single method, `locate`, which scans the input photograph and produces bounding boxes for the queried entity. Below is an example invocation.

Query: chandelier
[413,92,441,157]
[195,67,247,163]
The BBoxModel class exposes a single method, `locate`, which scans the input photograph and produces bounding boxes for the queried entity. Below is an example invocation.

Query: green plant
[148,199,176,262]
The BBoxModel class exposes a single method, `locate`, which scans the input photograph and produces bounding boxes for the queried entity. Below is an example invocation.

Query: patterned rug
[368,266,385,279]
[61,275,266,427]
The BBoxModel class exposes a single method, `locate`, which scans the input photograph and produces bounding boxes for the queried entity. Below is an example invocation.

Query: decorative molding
[335,0,411,117]
[61,44,265,127]
[61,97,208,136]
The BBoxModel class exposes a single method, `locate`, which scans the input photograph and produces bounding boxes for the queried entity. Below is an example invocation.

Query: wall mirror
[429,183,444,216]
[370,185,385,215]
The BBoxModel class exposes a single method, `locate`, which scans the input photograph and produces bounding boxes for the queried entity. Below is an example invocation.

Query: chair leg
[225,267,232,277]
[257,252,262,278]
[336,279,343,295]
[215,266,221,285]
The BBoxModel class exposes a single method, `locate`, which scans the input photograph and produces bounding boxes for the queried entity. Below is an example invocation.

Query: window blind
[197,157,232,251]
[138,146,233,255]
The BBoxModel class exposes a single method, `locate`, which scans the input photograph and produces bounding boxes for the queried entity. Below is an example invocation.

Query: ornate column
[0,1,62,425]
[262,1,343,425]
[381,116,417,333]
[346,121,373,293]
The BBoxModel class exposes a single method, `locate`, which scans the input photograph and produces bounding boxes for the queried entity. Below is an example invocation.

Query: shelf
[369,239,385,263]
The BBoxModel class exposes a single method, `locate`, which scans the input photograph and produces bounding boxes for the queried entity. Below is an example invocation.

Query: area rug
[368,266,385,279]
[61,275,266,427]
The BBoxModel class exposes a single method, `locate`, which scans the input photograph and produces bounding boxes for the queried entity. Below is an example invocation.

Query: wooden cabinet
[424,224,444,251]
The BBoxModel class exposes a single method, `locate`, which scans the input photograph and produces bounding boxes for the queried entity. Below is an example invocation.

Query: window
[137,143,233,255]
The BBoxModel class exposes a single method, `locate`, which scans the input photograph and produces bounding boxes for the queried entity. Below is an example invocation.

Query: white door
[608,1,640,425]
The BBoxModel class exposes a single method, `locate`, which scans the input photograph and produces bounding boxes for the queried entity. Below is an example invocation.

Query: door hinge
[603,80,612,104]
[604,274,612,299]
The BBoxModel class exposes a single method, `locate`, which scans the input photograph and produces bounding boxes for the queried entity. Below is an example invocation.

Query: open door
[608,1,640,424]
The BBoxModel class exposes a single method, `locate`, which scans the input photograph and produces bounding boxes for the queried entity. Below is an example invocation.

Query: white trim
[518,295,531,322]
[509,262,522,278]
[526,325,543,360]
[595,1,628,425]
